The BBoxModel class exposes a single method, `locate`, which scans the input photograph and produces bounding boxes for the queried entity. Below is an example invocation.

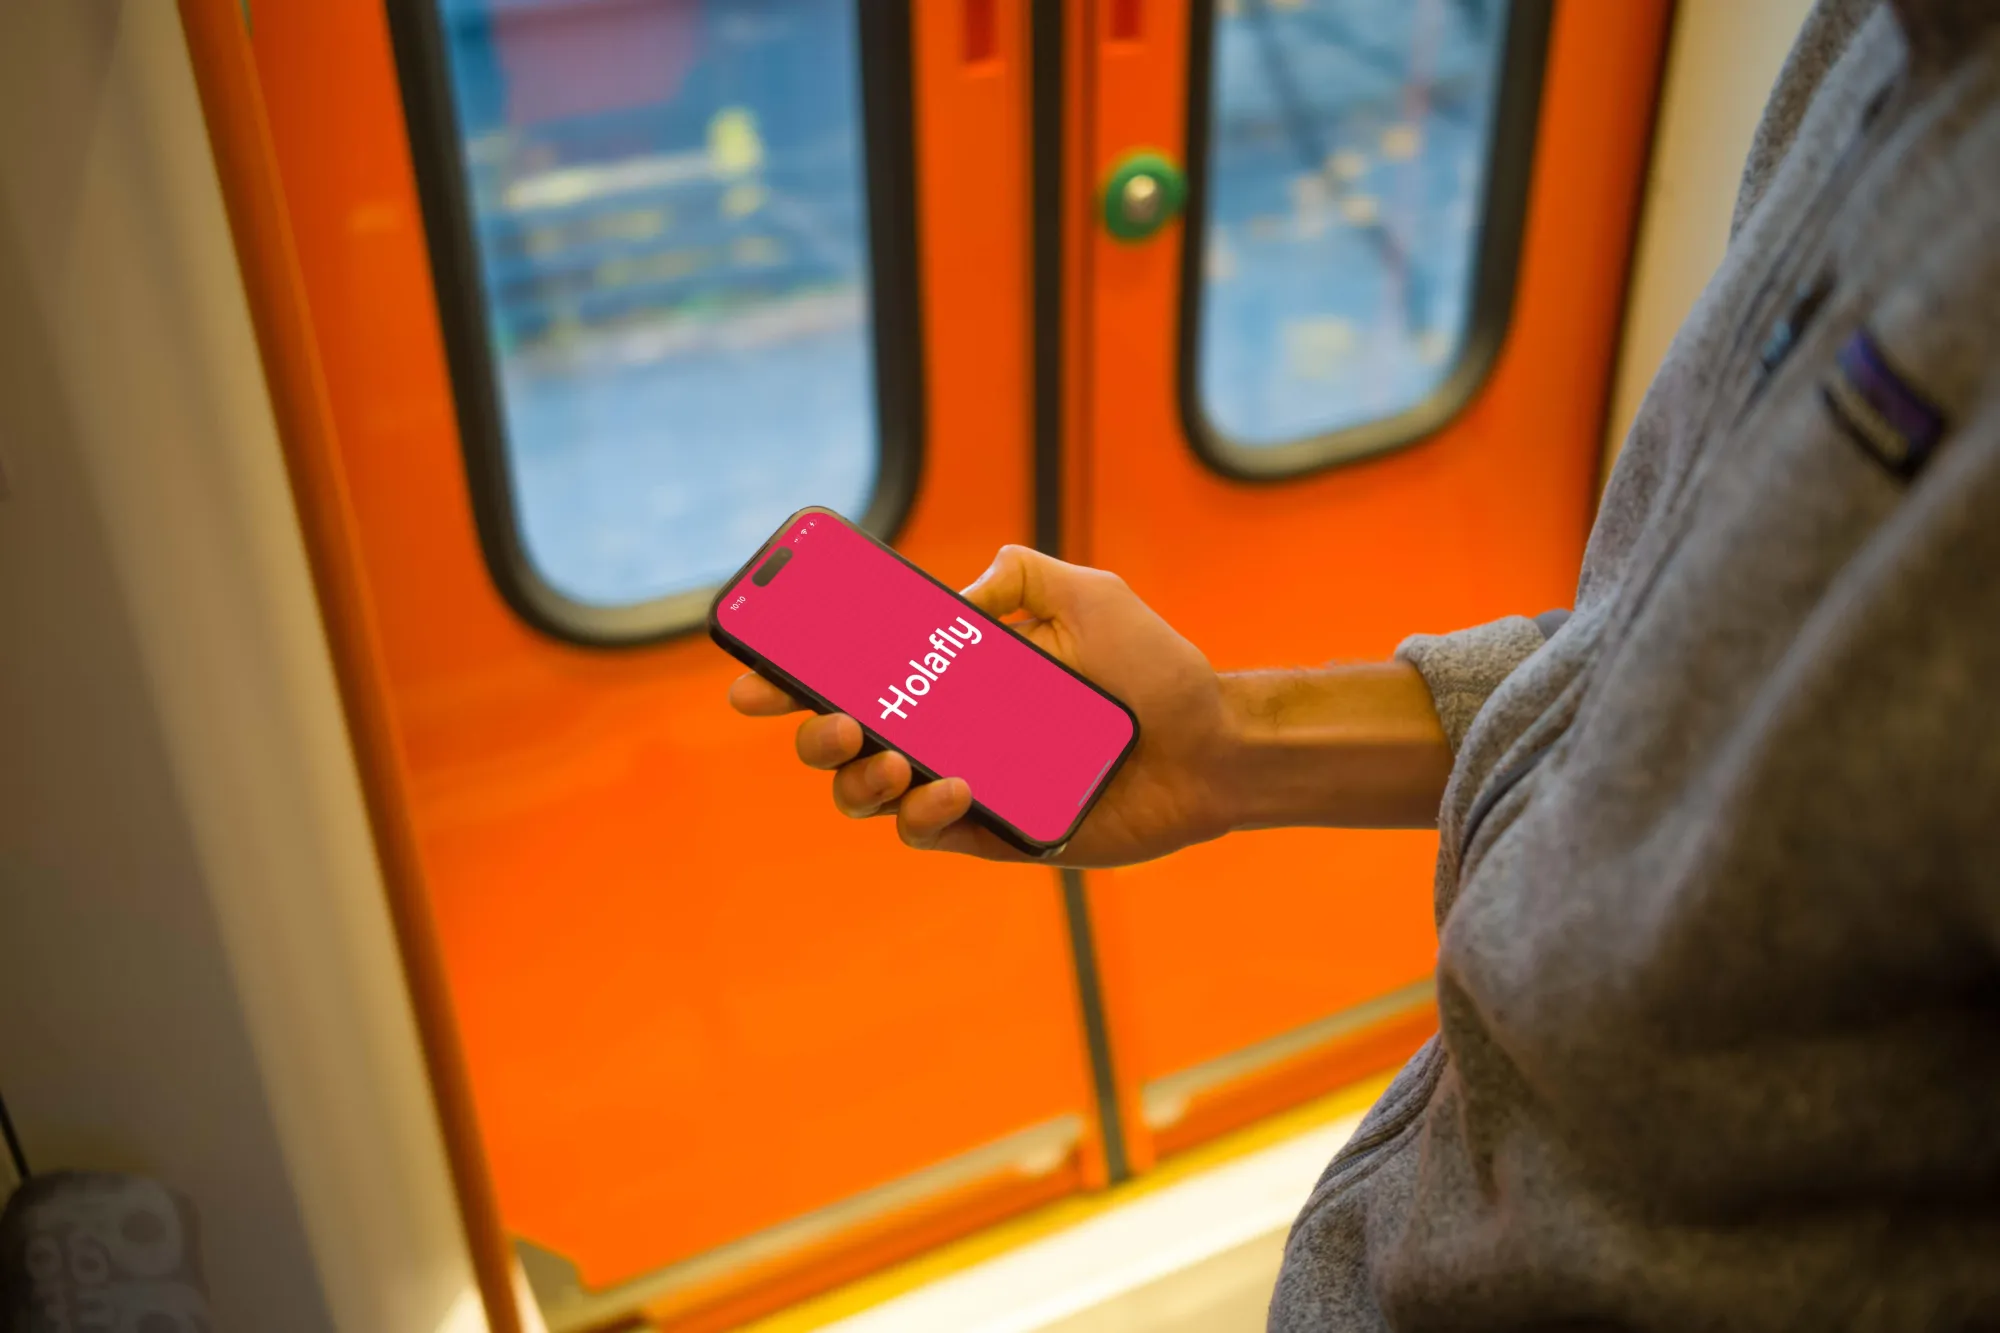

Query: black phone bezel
[706,507,1141,858]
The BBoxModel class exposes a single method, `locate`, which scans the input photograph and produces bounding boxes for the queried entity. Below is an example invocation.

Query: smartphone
[708,508,1139,857]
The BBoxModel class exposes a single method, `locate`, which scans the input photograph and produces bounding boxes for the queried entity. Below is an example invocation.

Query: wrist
[1214,664,1452,831]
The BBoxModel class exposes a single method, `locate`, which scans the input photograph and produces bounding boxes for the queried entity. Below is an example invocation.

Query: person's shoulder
[1733,0,1887,238]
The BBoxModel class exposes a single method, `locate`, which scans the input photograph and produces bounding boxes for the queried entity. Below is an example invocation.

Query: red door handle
[965,0,998,62]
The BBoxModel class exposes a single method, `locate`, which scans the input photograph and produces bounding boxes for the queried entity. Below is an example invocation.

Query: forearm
[1215,664,1452,830]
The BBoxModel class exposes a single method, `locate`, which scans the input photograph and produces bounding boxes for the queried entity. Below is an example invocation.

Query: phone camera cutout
[752,546,794,587]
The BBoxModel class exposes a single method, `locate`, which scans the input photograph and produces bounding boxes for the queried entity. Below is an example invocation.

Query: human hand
[727,545,1236,865]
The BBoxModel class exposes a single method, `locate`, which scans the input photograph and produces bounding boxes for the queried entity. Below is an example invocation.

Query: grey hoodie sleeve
[1394,615,1559,753]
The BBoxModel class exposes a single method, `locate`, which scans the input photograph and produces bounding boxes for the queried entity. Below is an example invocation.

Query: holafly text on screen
[878,617,985,719]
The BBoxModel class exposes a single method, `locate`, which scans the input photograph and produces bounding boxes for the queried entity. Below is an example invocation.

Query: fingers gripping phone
[708,508,1139,857]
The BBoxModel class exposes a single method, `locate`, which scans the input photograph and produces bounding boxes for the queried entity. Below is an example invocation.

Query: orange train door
[1062,0,1670,1166]
[197,0,1670,1326]
[233,3,1116,1329]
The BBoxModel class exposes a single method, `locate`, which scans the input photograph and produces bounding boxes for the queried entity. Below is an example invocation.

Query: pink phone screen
[715,514,1135,845]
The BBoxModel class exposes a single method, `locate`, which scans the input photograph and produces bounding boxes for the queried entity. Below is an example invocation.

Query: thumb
[961,545,1072,623]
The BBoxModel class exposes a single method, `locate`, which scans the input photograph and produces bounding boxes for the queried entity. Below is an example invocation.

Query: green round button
[1101,150,1187,243]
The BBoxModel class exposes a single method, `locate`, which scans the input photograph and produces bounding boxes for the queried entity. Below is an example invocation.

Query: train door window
[393,0,919,642]
[1183,0,1549,478]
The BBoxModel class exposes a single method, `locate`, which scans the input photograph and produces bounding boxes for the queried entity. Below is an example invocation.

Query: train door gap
[1,1082,30,1189]
[1059,870,1129,1183]
[1030,0,1070,558]
[1033,0,1129,1185]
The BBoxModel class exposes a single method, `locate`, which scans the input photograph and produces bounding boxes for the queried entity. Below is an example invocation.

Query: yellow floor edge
[736,1071,1394,1333]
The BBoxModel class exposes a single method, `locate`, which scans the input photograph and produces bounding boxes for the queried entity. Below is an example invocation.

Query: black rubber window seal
[382,2,926,647]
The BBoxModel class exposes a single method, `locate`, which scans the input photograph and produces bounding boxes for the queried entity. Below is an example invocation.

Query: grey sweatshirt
[1269,2,2000,1329]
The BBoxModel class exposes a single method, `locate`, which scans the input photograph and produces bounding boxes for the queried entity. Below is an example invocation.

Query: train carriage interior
[0,0,1830,1329]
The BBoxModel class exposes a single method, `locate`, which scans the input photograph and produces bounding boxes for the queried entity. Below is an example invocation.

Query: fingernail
[959,561,997,596]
